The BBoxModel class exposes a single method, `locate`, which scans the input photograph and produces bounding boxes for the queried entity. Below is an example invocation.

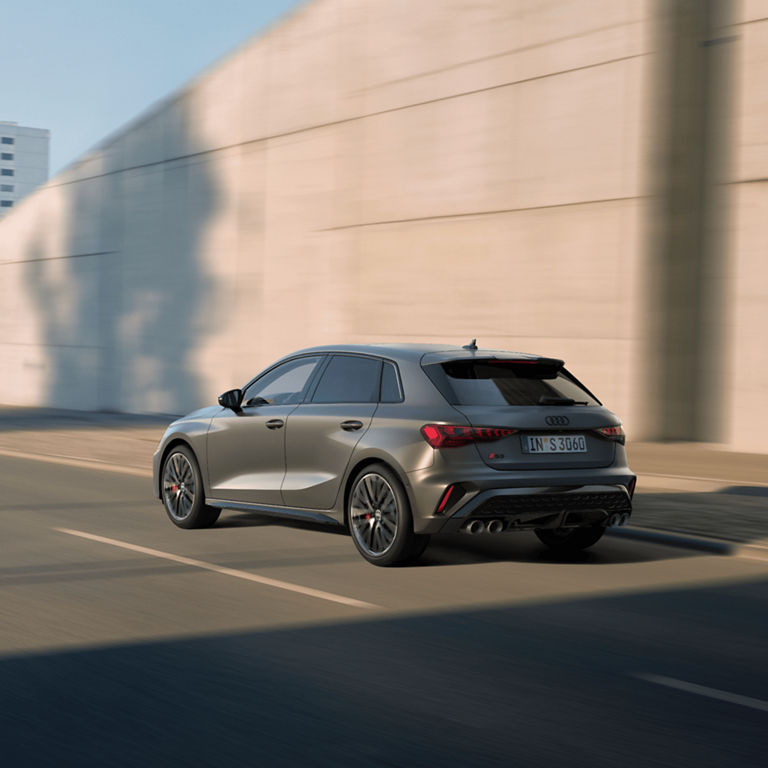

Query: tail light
[421,424,517,449]
[594,425,625,445]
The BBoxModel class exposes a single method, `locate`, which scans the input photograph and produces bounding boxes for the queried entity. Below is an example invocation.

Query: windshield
[425,360,600,406]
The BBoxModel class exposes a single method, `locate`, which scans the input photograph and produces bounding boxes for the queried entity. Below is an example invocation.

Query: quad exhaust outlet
[604,512,631,528]
[462,519,505,534]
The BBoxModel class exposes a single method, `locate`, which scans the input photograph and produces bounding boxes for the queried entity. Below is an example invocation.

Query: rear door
[423,358,617,470]
[281,354,382,509]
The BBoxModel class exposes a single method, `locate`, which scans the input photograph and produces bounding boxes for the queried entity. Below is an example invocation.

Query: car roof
[290,343,559,366]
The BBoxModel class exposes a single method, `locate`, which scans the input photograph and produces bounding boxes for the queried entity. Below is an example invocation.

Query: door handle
[340,420,364,431]
[265,419,285,430]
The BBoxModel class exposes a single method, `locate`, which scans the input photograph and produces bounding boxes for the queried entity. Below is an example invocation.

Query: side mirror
[218,388,243,412]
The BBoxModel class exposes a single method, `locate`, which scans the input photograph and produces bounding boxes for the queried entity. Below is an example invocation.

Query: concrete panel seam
[358,20,646,91]
[0,250,117,266]
[730,16,768,27]
[320,196,642,231]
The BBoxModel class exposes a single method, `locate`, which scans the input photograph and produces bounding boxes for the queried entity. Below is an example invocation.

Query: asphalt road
[1,455,767,767]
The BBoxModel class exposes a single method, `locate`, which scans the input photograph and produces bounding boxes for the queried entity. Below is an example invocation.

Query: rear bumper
[436,484,632,534]
[407,457,636,534]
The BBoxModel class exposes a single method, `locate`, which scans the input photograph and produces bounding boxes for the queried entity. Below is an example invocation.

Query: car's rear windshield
[424,360,600,406]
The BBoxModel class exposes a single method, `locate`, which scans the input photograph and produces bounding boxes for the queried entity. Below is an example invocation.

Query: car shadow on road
[416,531,701,567]
[211,511,700,566]
[2,577,766,768]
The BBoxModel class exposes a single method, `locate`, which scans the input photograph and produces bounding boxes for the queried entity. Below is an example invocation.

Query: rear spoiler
[420,349,564,368]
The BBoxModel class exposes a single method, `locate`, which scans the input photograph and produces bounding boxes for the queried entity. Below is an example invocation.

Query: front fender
[152,412,217,498]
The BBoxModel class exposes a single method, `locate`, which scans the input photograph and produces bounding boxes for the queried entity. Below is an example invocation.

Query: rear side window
[380,362,403,403]
[425,360,600,406]
[312,355,382,404]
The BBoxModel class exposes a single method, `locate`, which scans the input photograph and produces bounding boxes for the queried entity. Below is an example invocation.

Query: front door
[206,355,323,505]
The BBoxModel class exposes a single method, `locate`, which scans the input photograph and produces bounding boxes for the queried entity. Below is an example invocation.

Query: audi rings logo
[545,415,570,426]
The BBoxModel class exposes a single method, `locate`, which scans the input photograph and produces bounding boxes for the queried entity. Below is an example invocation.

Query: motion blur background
[0,0,765,452]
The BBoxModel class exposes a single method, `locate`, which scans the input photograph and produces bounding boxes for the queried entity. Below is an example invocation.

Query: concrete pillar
[645,0,737,441]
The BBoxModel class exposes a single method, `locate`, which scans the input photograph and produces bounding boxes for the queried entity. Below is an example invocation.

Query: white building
[0,122,50,218]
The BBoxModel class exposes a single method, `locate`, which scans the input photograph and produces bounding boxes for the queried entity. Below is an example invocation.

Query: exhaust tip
[619,513,630,527]
[465,519,484,535]
[607,513,621,527]
[486,519,504,534]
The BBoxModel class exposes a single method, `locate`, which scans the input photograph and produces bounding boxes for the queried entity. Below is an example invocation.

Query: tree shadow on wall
[23,103,221,414]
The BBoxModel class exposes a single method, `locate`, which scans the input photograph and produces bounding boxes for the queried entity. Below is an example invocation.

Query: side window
[242,356,322,406]
[311,355,382,404]
[380,362,403,403]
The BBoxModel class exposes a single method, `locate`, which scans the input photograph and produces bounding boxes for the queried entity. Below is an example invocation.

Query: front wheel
[162,445,220,529]
[535,526,605,553]
[347,464,427,566]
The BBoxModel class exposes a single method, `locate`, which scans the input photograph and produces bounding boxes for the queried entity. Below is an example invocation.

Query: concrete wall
[0,0,764,452]
[723,1,768,452]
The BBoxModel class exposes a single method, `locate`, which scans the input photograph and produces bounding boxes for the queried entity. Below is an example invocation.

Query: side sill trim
[206,498,340,526]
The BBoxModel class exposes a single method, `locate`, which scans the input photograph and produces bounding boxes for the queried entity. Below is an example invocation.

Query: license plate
[522,434,587,454]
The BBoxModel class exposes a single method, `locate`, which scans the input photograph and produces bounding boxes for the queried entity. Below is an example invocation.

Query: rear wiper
[538,396,588,406]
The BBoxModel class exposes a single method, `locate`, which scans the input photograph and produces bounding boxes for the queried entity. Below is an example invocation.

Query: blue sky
[3,0,303,174]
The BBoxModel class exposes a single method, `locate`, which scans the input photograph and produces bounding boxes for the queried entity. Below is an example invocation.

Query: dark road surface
[1,455,766,766]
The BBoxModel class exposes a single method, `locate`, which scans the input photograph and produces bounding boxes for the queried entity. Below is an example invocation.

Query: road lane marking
[637,674,768,713]
[0,448,151,477]
[54,528,379,610]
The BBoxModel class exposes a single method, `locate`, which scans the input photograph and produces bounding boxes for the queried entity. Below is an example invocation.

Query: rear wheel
[348,464,427,566]
[535,526,605,552]
[162,445,220,529]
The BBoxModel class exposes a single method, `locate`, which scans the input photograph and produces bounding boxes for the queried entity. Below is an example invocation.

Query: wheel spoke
[171,455,182,483]
[373,523,383,552]
[351,485,369,514]
[363,476,377,510]
[374,480,389,508]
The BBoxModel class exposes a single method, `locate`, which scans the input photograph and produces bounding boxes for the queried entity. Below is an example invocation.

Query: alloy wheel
[163,452,196,522]
[350,472,399,557]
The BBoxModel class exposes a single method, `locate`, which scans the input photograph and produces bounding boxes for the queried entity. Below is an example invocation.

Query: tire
[347,463,425,566]
[407,534,431,562]
[535,526,605,553]
[161,445,221,529]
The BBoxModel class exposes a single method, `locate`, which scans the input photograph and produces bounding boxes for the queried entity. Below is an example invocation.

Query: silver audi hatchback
[153,342,636,566]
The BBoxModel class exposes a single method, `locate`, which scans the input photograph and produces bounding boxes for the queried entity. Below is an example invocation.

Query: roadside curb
[607,526,768,562]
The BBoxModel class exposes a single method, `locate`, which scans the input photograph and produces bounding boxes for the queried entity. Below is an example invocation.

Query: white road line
[0,448,151,477]
[55,527,379,610]
[637,674,768,713]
